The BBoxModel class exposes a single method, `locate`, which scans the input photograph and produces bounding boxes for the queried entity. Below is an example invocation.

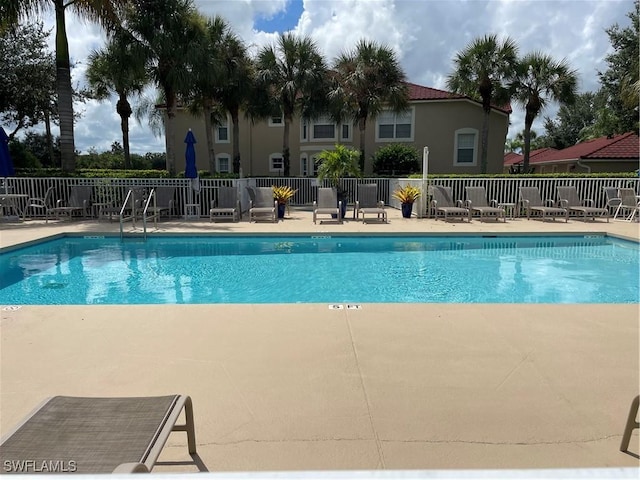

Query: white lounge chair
[613,188,640,222]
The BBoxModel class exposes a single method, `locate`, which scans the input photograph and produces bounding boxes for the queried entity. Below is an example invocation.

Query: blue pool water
[0,235,638,305]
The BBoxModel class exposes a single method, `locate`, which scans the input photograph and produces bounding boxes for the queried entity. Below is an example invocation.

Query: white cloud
[17,0,635,153]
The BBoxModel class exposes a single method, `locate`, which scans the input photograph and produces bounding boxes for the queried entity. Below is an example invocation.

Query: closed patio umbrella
[0,127,15,178]
[184,129,199,192]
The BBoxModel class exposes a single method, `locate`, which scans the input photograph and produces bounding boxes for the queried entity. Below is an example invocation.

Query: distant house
[171,81,511,176]
[503,133,640,174]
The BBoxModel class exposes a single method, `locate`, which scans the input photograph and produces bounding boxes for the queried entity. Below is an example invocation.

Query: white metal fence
[2,176,638,219]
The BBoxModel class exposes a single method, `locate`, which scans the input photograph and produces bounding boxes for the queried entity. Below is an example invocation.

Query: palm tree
[255,33,327,177]
[217,29,254,175]
[3,0,126,172]
[329,39,409,172]
[446,34,518,173]
[86,28,147,169]
[124,0,204,175]
[512,52,578,173]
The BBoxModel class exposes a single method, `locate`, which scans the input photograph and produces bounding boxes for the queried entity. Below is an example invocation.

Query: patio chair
[0,395,196,474]
[313,187,342,224]
[210,185,240,222]
[431,185,470,222]
[613,188,640,222]
[25,186,55,222]
[604,187,622,215]
[146,186,176,218]
[50,185,93,220]
[248,186,276,223]
[519,187,568,222]
[465,186,505,222]
[556,186,608,222]
[620,395,639,453]
[355,184,387,223]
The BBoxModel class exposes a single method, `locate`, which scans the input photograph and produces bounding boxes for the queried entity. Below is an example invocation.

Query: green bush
[372,144,420,176]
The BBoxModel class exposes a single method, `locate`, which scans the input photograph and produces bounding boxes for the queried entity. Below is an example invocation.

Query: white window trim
[269,114,283,127]
[216,154,231,173]
[375,107,415,142]
[269,153,284,173]
[215,115,230,144]
[300,119,308,142]
[453,128,478,167]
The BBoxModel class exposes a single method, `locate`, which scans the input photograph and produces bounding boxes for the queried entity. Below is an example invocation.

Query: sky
[32,0,635,154]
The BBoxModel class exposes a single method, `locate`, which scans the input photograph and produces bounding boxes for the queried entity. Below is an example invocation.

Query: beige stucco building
[172,82,511,176]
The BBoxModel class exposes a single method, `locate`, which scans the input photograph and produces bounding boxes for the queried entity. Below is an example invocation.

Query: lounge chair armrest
[377,200,384,208]
[113,462,150,473]
[558,199,568,208]
[489,199,499,207]
[465,199,472,208]
[583,199,594,206]
[544,199,555,206]
[455,200,464,207]
[430,199,438,208]
[312,201,318,208]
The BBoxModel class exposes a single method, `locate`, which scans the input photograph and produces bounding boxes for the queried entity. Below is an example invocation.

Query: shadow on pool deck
[1,209,639,472]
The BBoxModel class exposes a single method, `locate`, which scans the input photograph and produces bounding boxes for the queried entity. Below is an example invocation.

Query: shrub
[372,144,420,176]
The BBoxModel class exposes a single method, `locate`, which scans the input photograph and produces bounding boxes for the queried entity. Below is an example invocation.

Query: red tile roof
[533,133,639,163]
[503,148,556,166]
[405,81,512,114]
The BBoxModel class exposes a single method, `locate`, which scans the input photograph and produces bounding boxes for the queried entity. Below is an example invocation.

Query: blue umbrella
[184,129,198,179]
[0,127,15,177]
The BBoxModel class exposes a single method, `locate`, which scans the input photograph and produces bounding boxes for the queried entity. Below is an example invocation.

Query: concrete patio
[1,209,638,473]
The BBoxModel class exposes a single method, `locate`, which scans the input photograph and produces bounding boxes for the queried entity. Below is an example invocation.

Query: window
[453,128,478,166]
[270,153,284,173]
[215,117,229,143]
[300,155,309,177]
[269,115,283,126]
[376,109,413,141]
[341,124,350,140]
[312,116,335,140]
[301,120,308,141]
[217,155,230,173]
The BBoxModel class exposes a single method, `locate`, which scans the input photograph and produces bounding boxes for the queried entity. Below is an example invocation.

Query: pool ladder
[119,188,160,240]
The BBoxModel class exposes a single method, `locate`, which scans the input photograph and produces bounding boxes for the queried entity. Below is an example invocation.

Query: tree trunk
[203,103,216,174]
[116,94,132,169]
[282,114,291,176]
[358,117,366,172]
[44,111,54,167]
[522,101,540,174]
[480,107,490,173]
[54,0,75,173]
[231,107,241,174]
[164,86,176,175]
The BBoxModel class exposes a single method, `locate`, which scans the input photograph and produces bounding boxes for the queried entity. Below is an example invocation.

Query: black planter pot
[401,202,414,218]
[277,203,286,219]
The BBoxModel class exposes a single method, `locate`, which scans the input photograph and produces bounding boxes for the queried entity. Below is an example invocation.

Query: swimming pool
[0,234,638,305]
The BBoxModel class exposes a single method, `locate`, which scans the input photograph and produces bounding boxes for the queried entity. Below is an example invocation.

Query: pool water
[0,235,638,305]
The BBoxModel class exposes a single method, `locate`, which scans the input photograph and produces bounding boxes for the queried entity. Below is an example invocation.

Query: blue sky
[31,0,637,154]
[254,0,304,32]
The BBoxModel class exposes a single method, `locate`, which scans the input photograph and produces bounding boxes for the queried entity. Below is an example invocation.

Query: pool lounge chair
[313,187,342,224]
[431,185,470,222]
[604,187,622,215]
[50,185,93,220]
[210,185,240,222]
[613,188,640,222]
[25,186,55,222]
[248,186,277,223]
[355,184,387,223]
[519,187,568,222]
[556,186,608,222]
[465,186,505,222]
[0,395,196,474]
[146,186,176,218]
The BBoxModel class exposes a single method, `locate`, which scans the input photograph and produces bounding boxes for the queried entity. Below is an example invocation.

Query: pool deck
[1,209,639,473]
